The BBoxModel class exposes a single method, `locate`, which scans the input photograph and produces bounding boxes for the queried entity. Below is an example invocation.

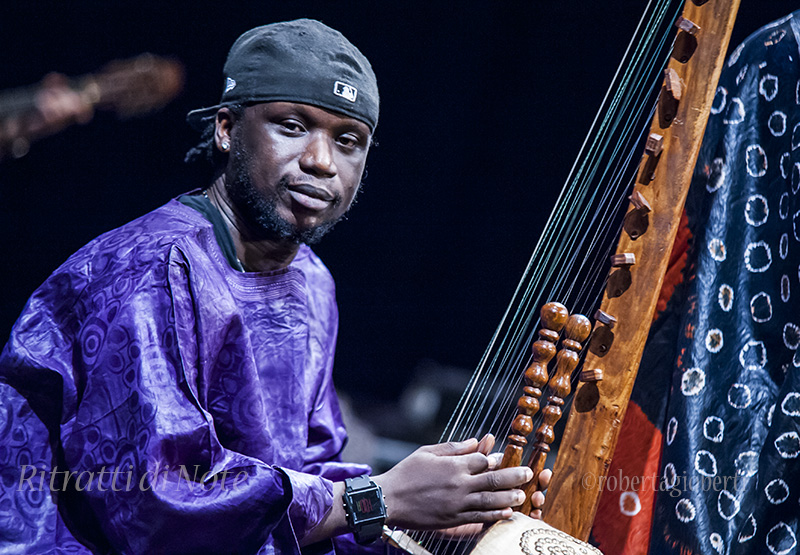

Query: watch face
[349,489,384,523]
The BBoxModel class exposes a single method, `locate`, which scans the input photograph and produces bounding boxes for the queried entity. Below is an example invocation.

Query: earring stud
[221,141,230,152]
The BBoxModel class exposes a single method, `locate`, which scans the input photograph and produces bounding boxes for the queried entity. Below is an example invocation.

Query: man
[0,19,541,554]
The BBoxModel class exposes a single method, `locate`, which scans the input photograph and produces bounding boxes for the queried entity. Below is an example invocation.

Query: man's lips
[287,183,335,211]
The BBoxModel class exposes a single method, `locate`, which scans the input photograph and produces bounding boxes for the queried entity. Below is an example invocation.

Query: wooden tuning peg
[672,16,700,63]
[628,190,652,213]
[659,68,682,128]
[639,133,664,184]
[624,191,651,240]
[580,368,604,382]
[593,309,617,330]
[611,253,636,267]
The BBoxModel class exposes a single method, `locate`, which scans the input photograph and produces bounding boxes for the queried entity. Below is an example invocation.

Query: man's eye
[280,120,305,132]
[338,134,360,148]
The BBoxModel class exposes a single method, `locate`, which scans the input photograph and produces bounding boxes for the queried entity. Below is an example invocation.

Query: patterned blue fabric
[644,11,800,554]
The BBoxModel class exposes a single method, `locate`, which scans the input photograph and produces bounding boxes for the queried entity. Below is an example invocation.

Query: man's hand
[372,435,532,531]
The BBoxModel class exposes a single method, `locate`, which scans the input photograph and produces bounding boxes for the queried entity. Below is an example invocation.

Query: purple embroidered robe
[0,199,374,554]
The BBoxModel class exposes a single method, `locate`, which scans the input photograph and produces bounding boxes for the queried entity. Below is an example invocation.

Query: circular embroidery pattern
[740,339,767,370]
[664,463,678,489]
[767,522,796,554]
[760,74,779,101]
[744,241,772,272]
[783,323,800,349]
[745,194,769,226]
[717,489,740,521]
[619,491,641,517]
[676,499,697,523]
[738,514,757,543]
[782,275,791,302]
[682,368,706,396]
[709,238,727,261]
[746,144,768,177]
[729,383,753,409]
[706,158,727,193]
[780,234,789,259]
[765,479,790,504]
[781,153,792,179]
[775,432,800,458]
[704,416,724,443]
[769,111,787,136]
[710,533,724,554]
[711,86,727,114]
[666,417,678,445]
[706,329,724,353]
[695,450,717,477]
[781,392,800,417]
[725,98,746,125]
[719,284,735,312]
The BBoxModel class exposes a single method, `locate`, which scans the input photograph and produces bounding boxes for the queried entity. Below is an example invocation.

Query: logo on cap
[225,77,237,93]
[333,81,358,103]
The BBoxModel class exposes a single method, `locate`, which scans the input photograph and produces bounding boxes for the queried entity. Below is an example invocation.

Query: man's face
[221,101,371,244]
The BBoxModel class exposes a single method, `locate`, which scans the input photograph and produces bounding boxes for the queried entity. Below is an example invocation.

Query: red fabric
[591,402,663,555]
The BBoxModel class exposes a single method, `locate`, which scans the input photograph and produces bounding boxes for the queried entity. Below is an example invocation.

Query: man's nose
[300,133,337,178]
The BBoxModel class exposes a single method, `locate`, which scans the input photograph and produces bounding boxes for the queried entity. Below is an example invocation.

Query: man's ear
[214,107,235,153]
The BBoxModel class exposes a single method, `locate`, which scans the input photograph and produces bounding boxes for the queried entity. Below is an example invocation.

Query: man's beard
[225,142,350,245]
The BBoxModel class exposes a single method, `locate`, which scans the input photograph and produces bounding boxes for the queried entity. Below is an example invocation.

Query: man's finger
[472,466,532,491]
[426,438,479,456]
[476,433,495,455]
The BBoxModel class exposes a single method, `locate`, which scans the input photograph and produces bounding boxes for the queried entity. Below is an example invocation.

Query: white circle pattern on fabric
[704,416,724,442]
[717,489,740,520]
[775,432,800,458]
[709,238,727,261]
[769,111,788,136]
[781,393,800,417]
[768,403,776,427]
[765,479,790,504]
[619,491,641,517]
[783,323,800,349]
[729,383,753,409]
[682,368,706,396]
[781,234,789,259]
[676,499,697,523]
[725,98,746,124]
[745,194,769,226]
[738,514,757,543]
[737,65,749,85]
[711,86,727,114]
[782,275,791,302]
[760,74,779,101]
[751,292,772,322]
[797,79,800,104]
[744,241,772,272]
[793,122,800,150]
[706,158,726,193]
[735,451,759,477]
[794,163,800,194]
[695,450,717,477]
[746,144,768,176]
[766,522,796,554]
[781,153,792,179]
[710,533,724,554]
[666,417,678,445]
[719,284,734,312]
[664,463,677,489]
[739,340,767,370]
[729,42,745,66]
[706,329,724,353]
[781,191,790,219]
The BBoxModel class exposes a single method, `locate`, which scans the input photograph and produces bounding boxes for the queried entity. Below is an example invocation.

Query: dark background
[0,2,796,416]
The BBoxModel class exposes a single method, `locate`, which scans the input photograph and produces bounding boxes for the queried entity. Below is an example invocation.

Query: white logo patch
[225,77,237,93]
[333,81,358,102]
